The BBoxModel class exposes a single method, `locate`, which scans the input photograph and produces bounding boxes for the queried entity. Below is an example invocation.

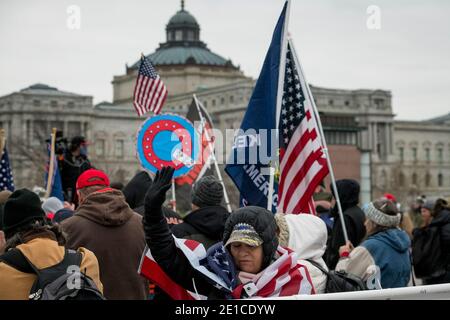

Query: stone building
[1,2,449,208]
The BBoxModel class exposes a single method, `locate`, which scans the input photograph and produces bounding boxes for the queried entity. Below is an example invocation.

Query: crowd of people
[0,152,449,299]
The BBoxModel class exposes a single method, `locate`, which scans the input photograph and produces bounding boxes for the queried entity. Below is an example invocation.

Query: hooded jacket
[61,188,148,300]
[336,228,411,289]
[144,205,308,299]
[171,206,229,249]
[325,179,366,270]
[276,214,329,293]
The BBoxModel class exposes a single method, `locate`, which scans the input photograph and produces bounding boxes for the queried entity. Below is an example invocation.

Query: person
[42,197,64,220]
[59,136,92,204]
[169,175,229,249]
[61,169,148,299]
[142,166,315,299]
[324,179,366,270]
[275,213,328,293]
[412,198,450,284]
[383,193,414,238]
[122,170,182,224]
[314,191,334,236]
[0,189,103,299]
[0,190,12,254]
[336,198,411,289]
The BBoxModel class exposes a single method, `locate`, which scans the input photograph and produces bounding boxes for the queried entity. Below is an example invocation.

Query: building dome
[167,9,199,28]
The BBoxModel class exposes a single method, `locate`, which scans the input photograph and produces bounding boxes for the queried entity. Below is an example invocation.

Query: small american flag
[138,236,314,299]
[277,41,329,215]
[0,145,15,192]
[133,55,168,116]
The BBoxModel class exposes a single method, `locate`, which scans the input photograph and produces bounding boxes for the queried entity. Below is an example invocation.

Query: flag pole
[289,38,349,243]
[0,129,5,157]
[268,0,291,211]
[171,179,177,212]
[45,128,57,198]
[193,94,232,213]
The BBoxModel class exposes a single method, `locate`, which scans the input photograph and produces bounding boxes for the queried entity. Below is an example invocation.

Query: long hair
[4,220,66,252]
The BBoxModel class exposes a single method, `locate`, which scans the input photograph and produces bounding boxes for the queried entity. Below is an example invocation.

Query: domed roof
[167,9,198,28]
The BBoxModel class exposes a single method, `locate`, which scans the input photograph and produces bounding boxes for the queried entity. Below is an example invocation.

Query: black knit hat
[2,188,46,237]
[191,175,223,208]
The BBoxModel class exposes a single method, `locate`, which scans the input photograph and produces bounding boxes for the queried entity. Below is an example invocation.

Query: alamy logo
[366,5,381,30]
[67,5,81,30]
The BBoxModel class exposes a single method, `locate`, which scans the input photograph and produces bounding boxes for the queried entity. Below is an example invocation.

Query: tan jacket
[0,237,103,300]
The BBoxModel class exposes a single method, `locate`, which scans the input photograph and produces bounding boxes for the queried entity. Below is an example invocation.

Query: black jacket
[144,205,277,299]
[324,179,366,270]
[59,151,91,203]
[171,206,229,249]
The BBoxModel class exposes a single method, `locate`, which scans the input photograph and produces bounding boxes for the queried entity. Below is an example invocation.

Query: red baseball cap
[383,193,397,203]
[76,169,110,190]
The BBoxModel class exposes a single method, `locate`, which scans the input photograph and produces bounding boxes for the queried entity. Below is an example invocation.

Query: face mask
[80,145,88,156]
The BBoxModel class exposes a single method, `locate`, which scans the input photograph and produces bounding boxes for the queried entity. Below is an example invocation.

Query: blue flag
[44,141,64,201]
[225,2,287,212]
[0,145,15,192]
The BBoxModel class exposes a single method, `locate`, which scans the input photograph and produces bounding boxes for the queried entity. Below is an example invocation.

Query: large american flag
[277,41,329,215]
[0,145,14,192]
[133,56,168,116]
[139,236,314,299]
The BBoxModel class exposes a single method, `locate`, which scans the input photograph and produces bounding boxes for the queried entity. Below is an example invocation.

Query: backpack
[411,226,445,278]
[306,259,367,293]
[0,248,105,300]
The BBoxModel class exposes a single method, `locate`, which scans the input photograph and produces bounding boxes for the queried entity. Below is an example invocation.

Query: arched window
[412,173,418,186]
[399,172,405,187]
[425,172,432,188]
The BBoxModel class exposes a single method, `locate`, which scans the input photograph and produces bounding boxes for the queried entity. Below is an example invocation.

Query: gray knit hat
[191,175,223,208]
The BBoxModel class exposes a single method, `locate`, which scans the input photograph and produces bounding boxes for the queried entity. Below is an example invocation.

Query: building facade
[1,3,449,208]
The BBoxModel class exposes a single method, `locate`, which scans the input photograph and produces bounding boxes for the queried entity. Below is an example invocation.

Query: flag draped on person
[133,55,168,116]
[44,140,64,201]
[176,98,214,186]
[224,2,287,212]
[138,236,314,300]
[276,41,329,214]
[0,145,15,192]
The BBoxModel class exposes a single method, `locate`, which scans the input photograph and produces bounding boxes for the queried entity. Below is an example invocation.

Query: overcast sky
[1,0,449,120]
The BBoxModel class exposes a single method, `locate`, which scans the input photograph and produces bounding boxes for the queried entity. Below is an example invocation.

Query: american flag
[0,145,15,192]
[133,56,168,116]
[277,41,329,215]
[138,236,314,299]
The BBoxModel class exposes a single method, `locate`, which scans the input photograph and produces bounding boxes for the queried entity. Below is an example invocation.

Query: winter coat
[144,205,313,299]
[61,188,148,300]
[277,214,329,294]
[325,179,366,270]
[171,206,229,249]
[413,208,450,284]
[59,151,91,203]
[336,228,411,289]
[0,236,103,300]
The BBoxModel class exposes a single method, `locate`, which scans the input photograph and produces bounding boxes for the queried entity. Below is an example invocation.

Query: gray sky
[0,0,449,120]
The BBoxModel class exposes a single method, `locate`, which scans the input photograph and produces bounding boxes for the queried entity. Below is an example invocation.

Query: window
[345,101,350,106]
[399,172,405,187]
[399,147,404,162]
[33,100,41,107]
[328,99,334,106]
[230,95,234,103]
[220,97,225,105]
[438,174,443,187]
[115,140,124,158]
[425,172,431,188]
[212,99,216,107]
[412,173,418,185]
[437,148,443,163]
[67,101,75,108]
[175,30,183,41]
[374,98,385,108]
[203,101,207,108]
[68,122,81,137]
[412,147,417,161]
[425,148,431,162]
[51,100,58,107]
[96,139,105,157]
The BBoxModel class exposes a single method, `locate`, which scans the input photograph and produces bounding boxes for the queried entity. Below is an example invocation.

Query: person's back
[325,179,366,270]
[61,169,148,299]
[0,188,103,300]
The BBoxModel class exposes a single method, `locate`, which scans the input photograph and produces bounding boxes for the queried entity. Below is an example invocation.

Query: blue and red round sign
[136,114,200,178]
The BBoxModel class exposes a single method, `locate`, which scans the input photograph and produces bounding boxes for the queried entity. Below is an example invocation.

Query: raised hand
[144,166,175,220]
